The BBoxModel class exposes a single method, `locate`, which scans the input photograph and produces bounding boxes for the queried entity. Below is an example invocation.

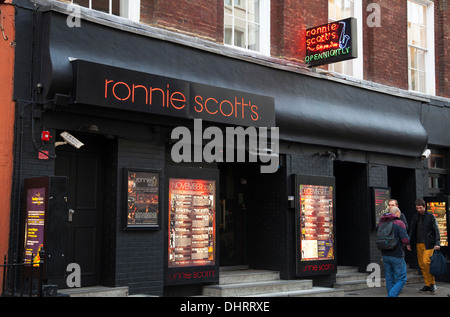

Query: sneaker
[419,286,431,293]
[430,284,437,294]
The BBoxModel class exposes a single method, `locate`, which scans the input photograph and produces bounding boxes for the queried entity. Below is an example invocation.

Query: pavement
[344,281,450,297]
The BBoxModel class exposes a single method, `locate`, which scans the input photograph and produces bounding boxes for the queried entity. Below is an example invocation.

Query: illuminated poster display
[427,201,448,247]
[125,169,160,229]
[305,17,357,67]
[295,175,336,276]
[299,185,334,261]
[168,178,216,268]
[24,187,46,265]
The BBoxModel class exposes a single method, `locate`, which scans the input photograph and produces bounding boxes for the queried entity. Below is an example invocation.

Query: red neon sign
[305,17,357,67]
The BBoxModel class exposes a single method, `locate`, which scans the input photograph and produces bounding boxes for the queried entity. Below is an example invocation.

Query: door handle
[68,209,75,222]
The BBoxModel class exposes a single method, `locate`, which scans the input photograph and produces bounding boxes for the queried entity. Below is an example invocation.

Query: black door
[334,161,370,270]
[55,134,104,286]
[219,163,251,267]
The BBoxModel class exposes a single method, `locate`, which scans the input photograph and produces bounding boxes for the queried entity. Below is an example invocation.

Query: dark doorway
[218,163,251,267]
[388,167,416,226]
[334,161,370,270]
[388,166,417,267]
[55,133,106,286]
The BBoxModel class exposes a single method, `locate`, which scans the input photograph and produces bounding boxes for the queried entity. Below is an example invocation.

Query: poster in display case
[24,186,47,267]
[295,175,336,276]
[22,176,68,286]
[125,169,161,230]
[372,187,391,227]
[168,178,216,268]
[425,196,449,248]
[165,166,219,286]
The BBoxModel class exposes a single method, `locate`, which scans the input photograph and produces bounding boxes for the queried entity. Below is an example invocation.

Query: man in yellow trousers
[407,199,441,294]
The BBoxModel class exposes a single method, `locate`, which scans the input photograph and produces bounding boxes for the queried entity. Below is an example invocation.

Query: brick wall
[271,0,327,63]
[435,0,450,98]
[367,164,387,267]
[115,138,166,295]
[140,0,223,42]
[9,111,56,263]
[363,0,408,90]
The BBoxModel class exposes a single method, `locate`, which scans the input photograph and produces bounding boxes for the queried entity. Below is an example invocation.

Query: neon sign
[305,17,357,67]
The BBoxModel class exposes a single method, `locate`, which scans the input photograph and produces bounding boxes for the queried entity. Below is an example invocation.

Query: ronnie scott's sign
[71,60,275,127]
[305,17,357,67]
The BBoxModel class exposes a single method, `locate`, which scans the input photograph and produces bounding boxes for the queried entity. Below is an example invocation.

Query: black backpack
[376,220,398,250]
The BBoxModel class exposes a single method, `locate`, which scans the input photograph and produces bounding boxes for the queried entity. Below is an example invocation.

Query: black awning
[34,9,427,157]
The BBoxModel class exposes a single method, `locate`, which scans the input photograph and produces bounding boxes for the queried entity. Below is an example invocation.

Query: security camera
[421,149,431,161]
[59,131,84,149]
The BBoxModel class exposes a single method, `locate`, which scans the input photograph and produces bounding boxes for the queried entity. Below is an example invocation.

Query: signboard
[165,167,219,286]
[71,60,275,128]
[305,17,358,67]
[168,178,216,268]
[295,175,336,276]
[24,187,46,266]
[427,201,448,247]
[372,187,391,227]
[125,169,161,230]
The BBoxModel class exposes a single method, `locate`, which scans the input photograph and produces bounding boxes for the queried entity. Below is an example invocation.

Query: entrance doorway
[334,161,370,270]
[55,133,106,286]
[388,166,417,266]
[218,163,253,267]
[388,166,416,224]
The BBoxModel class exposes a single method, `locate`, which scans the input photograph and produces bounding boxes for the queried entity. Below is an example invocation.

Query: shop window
[69,0,140,22]
[427,150,447,195]
[408,0,435,95]
[224,0,270,55]
[328,0,363,79]
[428,151,444,169]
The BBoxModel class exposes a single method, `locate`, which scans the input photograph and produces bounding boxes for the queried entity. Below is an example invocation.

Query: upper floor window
[408,0,435,95]
[224,0,270,55]
[328,0,363,78]
[427,149,447,196]
[69,0,140,22]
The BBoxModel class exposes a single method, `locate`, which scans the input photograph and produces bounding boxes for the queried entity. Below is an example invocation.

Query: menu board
[24,187,46,266]
[168,178,215,268]
[126,170,160,229]
[373,187,391,226]
[299,184,334,261]
[427,201,448,247]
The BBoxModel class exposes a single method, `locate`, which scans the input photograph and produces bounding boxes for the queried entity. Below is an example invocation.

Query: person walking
[377,206,410,297]
[407,199,441,294]
[388,199,408,230]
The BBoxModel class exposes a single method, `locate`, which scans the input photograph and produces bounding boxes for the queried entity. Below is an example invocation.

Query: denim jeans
[383,255,407,297]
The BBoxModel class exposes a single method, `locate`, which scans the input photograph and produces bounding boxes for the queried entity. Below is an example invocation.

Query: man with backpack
[376,206,410,297]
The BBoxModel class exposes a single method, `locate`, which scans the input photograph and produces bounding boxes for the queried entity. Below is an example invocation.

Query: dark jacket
[409,211,440,250]
[378,213,410,258]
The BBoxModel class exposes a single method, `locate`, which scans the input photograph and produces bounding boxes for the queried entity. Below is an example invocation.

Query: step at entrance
[202,269,344,297]
[334,265,424,292]
[58,286,129,297]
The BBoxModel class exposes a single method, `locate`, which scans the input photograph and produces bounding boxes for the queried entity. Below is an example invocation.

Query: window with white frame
[408,0,435,94]
[69,0,140,22]
[328,0,363,78]
[224,0,270,55]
